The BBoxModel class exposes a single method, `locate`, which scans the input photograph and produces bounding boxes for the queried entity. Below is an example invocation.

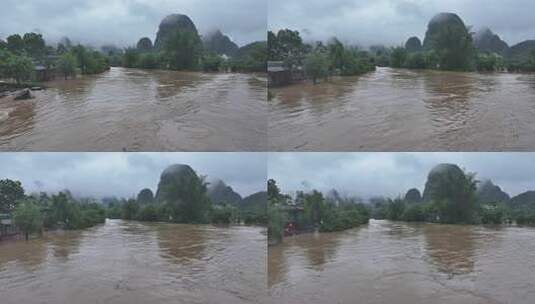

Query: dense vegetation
[370,164,535,225]
[268,179,370,244]
[105,164,266,226]
[107,14,266,73]
[268,29,375,84]
[1,179,106,240]
[0,33,109,85]
[268,12,535,84]
[382,13,535,72]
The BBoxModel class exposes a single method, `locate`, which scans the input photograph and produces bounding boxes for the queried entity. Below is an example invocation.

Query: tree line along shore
[268,163,535,246]
[0,13,267,98]
[268,12,535,87]
[0,164,266,242]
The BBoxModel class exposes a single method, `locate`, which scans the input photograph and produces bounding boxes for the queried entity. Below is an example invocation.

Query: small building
[0,213,20,241]
[268,61,292,87]
[34,65,56,82]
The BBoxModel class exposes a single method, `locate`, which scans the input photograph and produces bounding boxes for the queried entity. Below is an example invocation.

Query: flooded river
[0,220,267,304]
[269,67,535,151]
[0,68,267,151]
[269,220,535,304]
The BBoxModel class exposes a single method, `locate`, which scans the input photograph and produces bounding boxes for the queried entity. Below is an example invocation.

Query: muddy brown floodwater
[0,220,267,304]
[269,219,535,304]
[269,67,535,151]
[0,68,267,151]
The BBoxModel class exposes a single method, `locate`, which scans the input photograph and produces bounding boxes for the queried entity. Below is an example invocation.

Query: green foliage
[2,54,35,84]
[430,25,474,71]
[268,204,285,244]
[202,53,224,72]
[122,48,140,68]
[0,179,25,213]
[475,53,505,72]
[304,51,329,84]
[428,170,478,224]
[121,199,140,220]
[230,41,267,72]
[138,205,158,222]
[210,204,237,224]
[514,210,535,225]
[402,204,427,222]
[6,34,24,55]
[71,45,109,75]
[13,199,43,240]
[57,53,78,79]
[480,203,508,224]
[138,53,159,69]
[405,52,427,69]
[268,29,305,67]
[162,29,202,70]
[386,197,406,221]
[22,32,46,59]
[320,204,370,232]
[390,47,407,68]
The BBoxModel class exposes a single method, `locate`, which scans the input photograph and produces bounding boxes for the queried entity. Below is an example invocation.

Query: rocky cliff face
[509,191,535,209]
[422,163,466,202]
[154,14,199,50]
[404,188,422,204]
[203,30,239,56]
[473,28,509,56]
[239,191,267,214]
[405,37,422,53]
[136,37,153,51]
[477,180,510,203]
[509,40,535,61]
[207,179,242,205]
[423,12,468,49]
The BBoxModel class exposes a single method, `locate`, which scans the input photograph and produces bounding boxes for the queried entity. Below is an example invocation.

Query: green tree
[13,199,43,240]
[6,34,24,55]
[390,47,407,68]
[6,55,34,84]
[138,205,158,221]
[201,53,223,71]
[386,197,406,221]
[431,25,474,70]
[57,52,78,79]
[304,51,329,84]
[122,47,140,68]
[162,29,202,70]
[122,199,140,220]
[0,179,25,213]
[22,32,46,59]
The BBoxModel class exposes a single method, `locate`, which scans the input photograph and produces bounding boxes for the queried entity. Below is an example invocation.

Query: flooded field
[269,67,535,151]
[269,220,535,304]
[0,220,267,304]
[0,68,267,151]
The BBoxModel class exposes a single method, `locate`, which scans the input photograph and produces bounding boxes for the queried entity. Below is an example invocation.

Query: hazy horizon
[0,153,267,200]
[0,0,266,48]
[268,153,535,200]
[269,0,535,48]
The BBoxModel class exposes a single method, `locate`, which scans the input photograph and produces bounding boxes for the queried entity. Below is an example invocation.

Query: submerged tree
[13,200,43,240]
[304,51,329,84]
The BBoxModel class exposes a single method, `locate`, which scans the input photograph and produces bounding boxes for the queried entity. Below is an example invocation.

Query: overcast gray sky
[0,0,266,47]
[269,0,535,47]
[268,153,535,200]
[0,153,266,199]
